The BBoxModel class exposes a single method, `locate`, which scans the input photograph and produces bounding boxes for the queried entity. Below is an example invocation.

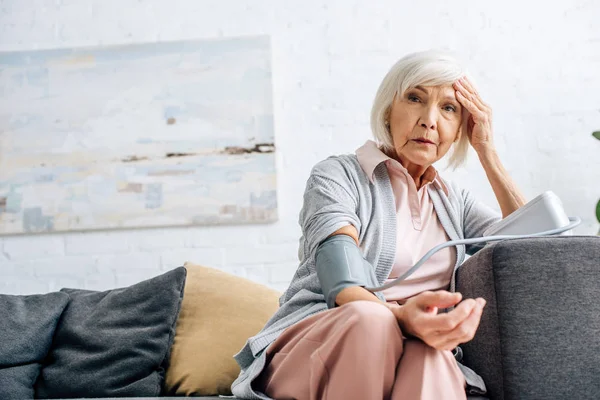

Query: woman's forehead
[404,84,457,98]
[409,83,454,91]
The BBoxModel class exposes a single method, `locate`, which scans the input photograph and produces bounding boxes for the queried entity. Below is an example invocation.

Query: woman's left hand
[453,77,495,155]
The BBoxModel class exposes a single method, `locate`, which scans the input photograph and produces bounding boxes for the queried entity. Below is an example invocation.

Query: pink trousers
[254,301,466,400]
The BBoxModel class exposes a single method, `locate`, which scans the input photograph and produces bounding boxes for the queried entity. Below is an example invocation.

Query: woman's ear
[384,107,392,133]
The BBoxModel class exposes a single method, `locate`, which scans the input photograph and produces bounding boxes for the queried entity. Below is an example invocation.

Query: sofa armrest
[456,236,600,400]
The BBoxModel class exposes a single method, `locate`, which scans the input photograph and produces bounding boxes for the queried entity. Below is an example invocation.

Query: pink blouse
[356,140,457,303]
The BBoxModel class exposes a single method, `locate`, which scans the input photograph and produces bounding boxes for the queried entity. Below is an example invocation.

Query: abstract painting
[0,36,277,235]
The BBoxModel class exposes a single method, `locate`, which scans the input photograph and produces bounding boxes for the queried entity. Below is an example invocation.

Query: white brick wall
[1,0,599,295]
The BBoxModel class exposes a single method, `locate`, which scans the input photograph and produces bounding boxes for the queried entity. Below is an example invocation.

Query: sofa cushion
[164,263,280,396]
[35,267,186,398]
[0,292,69,400]
[457,236,600,400]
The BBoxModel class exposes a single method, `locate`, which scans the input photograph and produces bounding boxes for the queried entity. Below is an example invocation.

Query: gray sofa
[457,235,600,400]
[169,235,600,399]
[2,236,599,399]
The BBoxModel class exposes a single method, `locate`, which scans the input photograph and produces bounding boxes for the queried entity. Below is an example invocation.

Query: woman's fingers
[435,298,486,350]
[463,76,490,110]
[413,290,462,316]
[455,77,489,111]
[426,298,478,332]
[455,80,488,114]
[455,83,485,115]
[457,77,479,98]
[415,298,477,342]
[455,89,479,116]
[414,290,462,311]
[455,90,489,127]
[399,291,463,340]
[402,292,487,349]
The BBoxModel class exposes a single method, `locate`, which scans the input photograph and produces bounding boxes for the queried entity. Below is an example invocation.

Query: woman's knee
[340,301,399,334]
[311,302,404,372]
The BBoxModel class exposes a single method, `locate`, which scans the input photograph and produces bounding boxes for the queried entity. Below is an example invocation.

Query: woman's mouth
[412,138,435,145]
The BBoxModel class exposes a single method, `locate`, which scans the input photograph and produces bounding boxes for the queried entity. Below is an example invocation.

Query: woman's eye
[444,105,457,112]
[408,95,421,102]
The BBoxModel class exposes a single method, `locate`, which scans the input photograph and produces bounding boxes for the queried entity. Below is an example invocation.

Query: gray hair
[370,50,470,169]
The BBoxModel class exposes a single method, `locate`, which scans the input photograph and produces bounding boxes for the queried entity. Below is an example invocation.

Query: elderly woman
[232,50,526,400]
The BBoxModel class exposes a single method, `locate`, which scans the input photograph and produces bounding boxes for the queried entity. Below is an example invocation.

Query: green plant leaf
[597,199,600,224]
[593,131,600,140]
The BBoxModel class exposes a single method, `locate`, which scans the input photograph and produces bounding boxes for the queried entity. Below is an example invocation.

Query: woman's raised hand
[391,290,486,351]
[454,76,494,155]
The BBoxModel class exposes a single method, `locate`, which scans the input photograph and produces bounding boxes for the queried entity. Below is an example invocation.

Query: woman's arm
[454,76,526,218]
[326,225,387,307]
[328,225,486,351]
[335,286,390,307]
[477,148,526,218]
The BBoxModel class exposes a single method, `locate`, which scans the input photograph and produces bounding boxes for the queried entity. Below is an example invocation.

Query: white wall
[1,0,599,295]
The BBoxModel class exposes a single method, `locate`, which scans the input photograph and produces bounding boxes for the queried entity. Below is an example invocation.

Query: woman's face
[386,84,463,167]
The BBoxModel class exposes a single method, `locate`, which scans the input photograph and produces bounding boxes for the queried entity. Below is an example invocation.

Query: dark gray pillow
[35,267,186,398]
[0,292,70,400]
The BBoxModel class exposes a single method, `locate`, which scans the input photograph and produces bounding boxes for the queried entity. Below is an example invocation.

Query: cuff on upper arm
[315,235,370,308]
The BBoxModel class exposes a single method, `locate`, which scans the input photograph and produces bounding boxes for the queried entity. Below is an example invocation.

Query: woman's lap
[254,301,466,400]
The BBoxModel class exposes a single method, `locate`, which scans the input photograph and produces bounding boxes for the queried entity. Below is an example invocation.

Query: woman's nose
[419,107,437,130]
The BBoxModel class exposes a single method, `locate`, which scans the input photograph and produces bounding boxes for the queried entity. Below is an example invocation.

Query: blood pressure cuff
[315,234,385,308]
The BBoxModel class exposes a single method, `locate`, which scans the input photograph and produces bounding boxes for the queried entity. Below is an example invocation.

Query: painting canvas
[0,36,277,235]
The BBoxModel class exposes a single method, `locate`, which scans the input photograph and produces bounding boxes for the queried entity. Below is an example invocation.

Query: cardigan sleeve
[299,158,362,260]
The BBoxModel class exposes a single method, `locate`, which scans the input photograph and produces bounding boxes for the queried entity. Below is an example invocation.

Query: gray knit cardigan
[231,154,501,399]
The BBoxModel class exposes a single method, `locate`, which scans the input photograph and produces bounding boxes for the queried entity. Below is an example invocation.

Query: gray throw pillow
[0,292,70,400]
[35,267,186,398]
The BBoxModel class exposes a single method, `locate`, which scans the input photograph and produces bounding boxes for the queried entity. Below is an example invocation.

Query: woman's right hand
[390,290,486,351]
